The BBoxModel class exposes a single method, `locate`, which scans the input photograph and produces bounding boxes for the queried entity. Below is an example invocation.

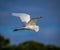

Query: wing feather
[12,13,30,24]
[26,16,42,26]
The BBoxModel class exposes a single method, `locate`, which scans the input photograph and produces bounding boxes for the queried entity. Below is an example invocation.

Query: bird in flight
[12,13,42,32]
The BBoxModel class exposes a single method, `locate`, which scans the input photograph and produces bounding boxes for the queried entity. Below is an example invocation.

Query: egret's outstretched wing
[12,13,30,24]
[26,16,42,25]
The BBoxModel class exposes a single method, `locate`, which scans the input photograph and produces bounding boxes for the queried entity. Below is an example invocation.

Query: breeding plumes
[12,13,42,32]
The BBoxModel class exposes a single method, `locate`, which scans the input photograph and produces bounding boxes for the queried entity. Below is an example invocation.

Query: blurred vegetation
[0,34,60,50]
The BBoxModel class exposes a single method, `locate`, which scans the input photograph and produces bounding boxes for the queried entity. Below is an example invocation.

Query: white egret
[12,13,42,32]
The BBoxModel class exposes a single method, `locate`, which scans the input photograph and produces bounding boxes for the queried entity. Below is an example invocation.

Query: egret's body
[25,25,39,32]
[12,13,42,32]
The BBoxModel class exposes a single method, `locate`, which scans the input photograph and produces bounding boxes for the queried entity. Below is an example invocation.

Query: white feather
[12,13,30,23]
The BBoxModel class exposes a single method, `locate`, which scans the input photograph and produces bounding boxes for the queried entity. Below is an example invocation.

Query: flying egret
[12,13,42,32]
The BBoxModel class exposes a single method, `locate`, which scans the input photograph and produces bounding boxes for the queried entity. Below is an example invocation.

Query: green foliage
[0,34,60,50]
[0,34,10,50]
